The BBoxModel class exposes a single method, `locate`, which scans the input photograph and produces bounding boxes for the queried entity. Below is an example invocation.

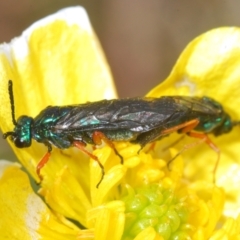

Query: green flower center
[121,184,191,240]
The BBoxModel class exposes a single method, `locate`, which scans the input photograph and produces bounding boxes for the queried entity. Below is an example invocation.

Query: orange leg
[146,142,157,153]
[92,131,123,164]
[163,119,220,182]
[162,135,185,152]
[187,131,220,182]
[162,119,202,168]
[161,119,200,135]
[146,120,199,154]
[36,151,51,182]
[167,137,206,169]
[73,141,104,188]
[74,131,123,188]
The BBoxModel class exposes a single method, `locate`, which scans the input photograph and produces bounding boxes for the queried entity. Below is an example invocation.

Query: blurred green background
[1,0,240,161]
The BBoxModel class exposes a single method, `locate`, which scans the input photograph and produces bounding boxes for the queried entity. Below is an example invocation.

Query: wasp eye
[12,136,31,148]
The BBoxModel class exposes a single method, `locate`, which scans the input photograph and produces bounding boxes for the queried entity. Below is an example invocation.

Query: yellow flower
[1,6,240,239]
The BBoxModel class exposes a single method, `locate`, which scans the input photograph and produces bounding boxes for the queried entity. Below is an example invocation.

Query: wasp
[3,80,239,187]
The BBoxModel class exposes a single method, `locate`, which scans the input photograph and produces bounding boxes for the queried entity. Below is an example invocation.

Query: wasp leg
[167,137,206,169]
[186,131,220,182]
[175,120,220,180]
[72,141,104,188]
[161,119,200,135]
[162,135,185,152]
[36,142,52,182]
[137,120,200,154]
[146,142,157,153]
[162,119,220,182]
[92,131,123,164]
[131,127,166,153]
[147,135,186,153]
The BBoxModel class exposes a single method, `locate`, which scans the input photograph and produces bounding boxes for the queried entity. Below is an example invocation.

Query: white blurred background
[1,0,240,160]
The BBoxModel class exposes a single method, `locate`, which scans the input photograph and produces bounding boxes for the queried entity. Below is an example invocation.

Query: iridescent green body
[3,80,238,187]
[6,96,233,151]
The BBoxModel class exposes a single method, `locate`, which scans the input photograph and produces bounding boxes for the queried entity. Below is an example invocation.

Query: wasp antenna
[2,131,14,139]
[8,80,17,126]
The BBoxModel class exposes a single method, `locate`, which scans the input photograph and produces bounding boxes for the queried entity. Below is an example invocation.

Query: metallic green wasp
[3,80,239,187]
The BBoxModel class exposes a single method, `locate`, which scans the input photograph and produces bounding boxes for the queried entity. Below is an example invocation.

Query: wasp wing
[36,96,223,135]
[53,97,192,133]
[33,96,226,147]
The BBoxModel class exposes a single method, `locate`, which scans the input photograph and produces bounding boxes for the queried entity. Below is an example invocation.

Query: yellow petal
[0,6,117,231]
[210,216,240,239]
[148,27,240,104]
[147,27,240,218]
[0,6,116,180]
[134,227,163,240]
[87,201,125,240]
[39,165,92,227]
[0,160,89,240]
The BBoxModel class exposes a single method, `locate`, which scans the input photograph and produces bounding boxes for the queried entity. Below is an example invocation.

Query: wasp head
[3,116,33,148]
